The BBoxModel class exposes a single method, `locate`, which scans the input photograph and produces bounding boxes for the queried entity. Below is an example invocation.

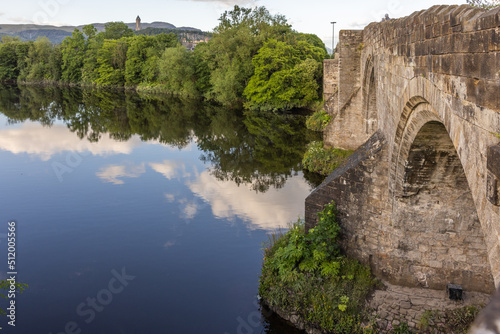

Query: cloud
[149,161,181,180]
[0,122,143,161]
[188,171,311,230]
[182,202,198,219]
[8,17,34,24]
[165,194,176,202]
[96,163,146,185]
[150,160,192,180]
[164,240,177,248]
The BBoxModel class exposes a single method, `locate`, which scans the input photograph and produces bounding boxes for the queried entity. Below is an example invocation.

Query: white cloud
[149,161,181,180]
[188,171,311,230]
[8,17,33,24]
[149,160,192,180]
[164,194,176,202]
[182,202,198,219]
[164,240,176,248]
[96,163,145,185]
[0,122,143,161]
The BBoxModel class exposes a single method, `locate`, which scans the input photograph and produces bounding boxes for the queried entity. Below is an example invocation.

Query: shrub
[302,141,353,175]
[259,202,378,333]
[306,110,331,131]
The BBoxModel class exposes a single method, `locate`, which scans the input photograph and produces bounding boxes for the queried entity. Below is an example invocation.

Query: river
[0,84,321,333]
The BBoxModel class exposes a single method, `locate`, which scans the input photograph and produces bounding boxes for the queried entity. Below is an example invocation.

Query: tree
[243,39,325,111]
[60,29,87,82]
[95,38,128,86]
[158,45,198,97]
[125,34,178,85]
[100,22,134,40]
[467,0,500,9]
[202,5,292,108]
[0,41,19,80]
[19,37,54,82]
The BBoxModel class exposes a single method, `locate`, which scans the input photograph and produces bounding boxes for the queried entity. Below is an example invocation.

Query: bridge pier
[307,4,500,331]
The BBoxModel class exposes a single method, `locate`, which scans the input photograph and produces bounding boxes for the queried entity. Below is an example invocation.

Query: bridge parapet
[313,4,500,331]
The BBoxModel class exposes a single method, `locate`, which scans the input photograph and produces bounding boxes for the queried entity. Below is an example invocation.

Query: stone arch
[362,55,378,135]
[388,95,495,293]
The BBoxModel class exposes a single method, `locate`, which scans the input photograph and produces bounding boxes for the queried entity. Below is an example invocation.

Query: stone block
[489,28,500,51]
[487,145,500,179]
[487,171,500,206]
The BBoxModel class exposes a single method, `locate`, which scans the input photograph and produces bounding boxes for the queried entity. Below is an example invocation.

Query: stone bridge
[306,4,500,300]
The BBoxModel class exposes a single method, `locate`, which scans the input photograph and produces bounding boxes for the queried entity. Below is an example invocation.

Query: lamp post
[331,21,336,59]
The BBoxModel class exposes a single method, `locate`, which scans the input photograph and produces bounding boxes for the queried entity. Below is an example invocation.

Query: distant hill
[0,21,204,44]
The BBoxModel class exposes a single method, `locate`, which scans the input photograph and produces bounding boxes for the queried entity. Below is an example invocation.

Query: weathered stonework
[308,4,500,331]
[369,281,491,331]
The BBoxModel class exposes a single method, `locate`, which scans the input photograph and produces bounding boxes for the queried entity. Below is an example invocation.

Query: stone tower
[136,15,141,31]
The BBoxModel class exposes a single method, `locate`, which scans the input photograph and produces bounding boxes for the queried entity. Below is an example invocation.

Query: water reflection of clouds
[96,163,146,185]
[96,161,309,230]
[148,160,191,180]
[0,122,184,160]
[187,171,310,230]
[0,122,142,160]
[0,122,310,231]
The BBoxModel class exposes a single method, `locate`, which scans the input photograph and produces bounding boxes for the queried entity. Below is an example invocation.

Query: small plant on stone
[306,110,332,132]
[392,321,412,334]
[302,141,354,175]
[417,309,434,331]
[443,305,481,334]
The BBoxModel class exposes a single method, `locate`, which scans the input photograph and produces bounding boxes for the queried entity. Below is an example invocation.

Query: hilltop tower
[136,15,141,31]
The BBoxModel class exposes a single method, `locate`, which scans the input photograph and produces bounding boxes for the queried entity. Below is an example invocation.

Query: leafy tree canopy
[467,0,500,8]
[100,22,134,40]
[243,39,325,111]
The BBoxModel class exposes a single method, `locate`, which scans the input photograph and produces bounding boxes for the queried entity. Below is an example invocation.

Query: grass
[416,305,481,334]
[302,141,354,175]
[259,202,379,333]
[306,110,331,132]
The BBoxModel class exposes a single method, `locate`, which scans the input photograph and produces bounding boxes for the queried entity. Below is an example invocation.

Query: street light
[331,21,336,59]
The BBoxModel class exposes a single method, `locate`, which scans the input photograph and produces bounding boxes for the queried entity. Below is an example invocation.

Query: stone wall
[308,4,500,331]
[370,281,491,331]
[324,30,371,150]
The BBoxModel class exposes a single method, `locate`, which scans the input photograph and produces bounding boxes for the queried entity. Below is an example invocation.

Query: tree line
[0,6,328,111]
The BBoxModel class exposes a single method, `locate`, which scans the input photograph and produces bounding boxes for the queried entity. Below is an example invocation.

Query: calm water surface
[0,85,320,333]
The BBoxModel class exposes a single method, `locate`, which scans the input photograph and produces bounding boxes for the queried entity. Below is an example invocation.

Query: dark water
[0,84,319,333]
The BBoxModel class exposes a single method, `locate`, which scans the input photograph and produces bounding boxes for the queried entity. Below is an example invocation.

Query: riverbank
[259,202,488,333]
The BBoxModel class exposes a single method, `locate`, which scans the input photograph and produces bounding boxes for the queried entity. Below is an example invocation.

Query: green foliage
[202,5,293,108]
[416,306,481,334]
[0,83,312,193]
[60,28,87,82]
[94,39,128,86]
[0,280,27,316]
[157,45,199,97]
[0,40,20,80]
[125,34,178,85]
[28,38,62,81]
[392,322,412,334]
[306,109,331,131]
[259,202,378,333]
[467,0,500,9]
[0,6,326,112]
[302,141,353,175]
[244,39,324,111]
[100,22,134,40]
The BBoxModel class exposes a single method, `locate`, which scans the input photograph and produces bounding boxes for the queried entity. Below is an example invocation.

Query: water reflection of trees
[0,84,321,192]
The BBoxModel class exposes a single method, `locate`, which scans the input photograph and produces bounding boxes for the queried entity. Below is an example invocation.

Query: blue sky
[1,0,467,47]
